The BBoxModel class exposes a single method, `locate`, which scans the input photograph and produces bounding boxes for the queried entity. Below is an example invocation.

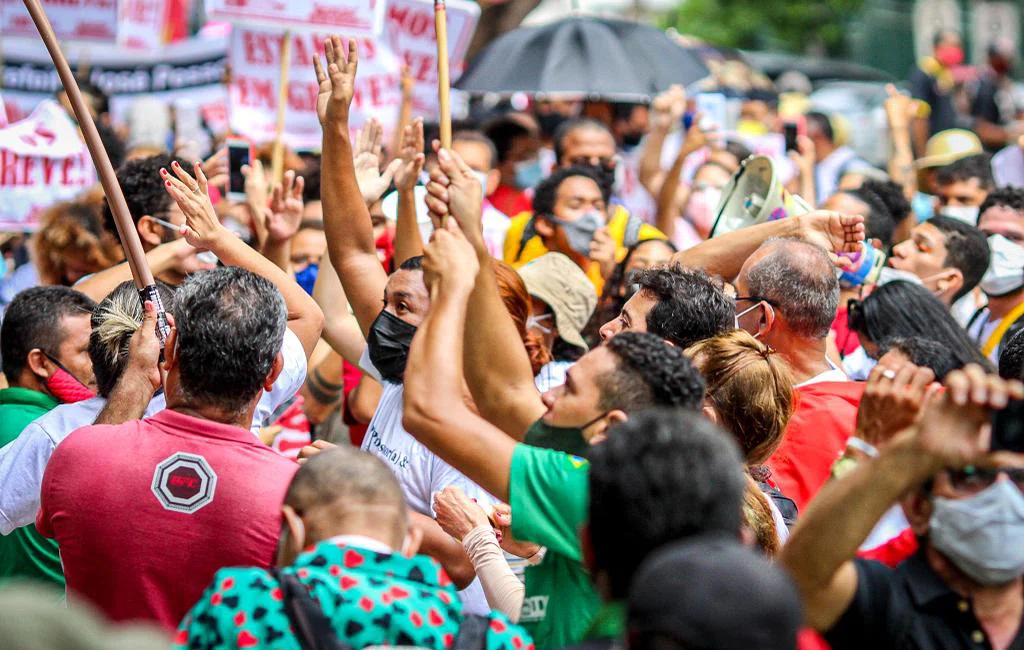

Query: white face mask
[472,170,491,199]
[941,205,980,225]
[980,234,1024,297]
[734,302,764,338]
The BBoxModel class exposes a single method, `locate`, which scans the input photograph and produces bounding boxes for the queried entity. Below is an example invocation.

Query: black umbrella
[455,16,709,101]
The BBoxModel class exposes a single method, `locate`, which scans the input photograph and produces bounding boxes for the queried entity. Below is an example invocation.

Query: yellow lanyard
[982,301,1024,357]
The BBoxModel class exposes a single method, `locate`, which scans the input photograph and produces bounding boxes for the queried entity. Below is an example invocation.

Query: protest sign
[206,0,383,38]
[1,0,118,42]
[118,0,169,49]
[383,0,478,117]
[0,101,97,231]
[229,27,401,150]
[1,35,228,131]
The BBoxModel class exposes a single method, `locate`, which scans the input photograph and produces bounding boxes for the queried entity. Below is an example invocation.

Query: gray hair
[745,238,839,339]
[173,267,287,416]
[89,281,176,398]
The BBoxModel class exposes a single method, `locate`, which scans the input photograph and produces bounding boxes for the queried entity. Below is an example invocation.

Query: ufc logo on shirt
[151,452,218,514]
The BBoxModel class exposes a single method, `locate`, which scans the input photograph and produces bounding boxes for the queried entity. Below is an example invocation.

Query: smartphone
[784,122,800,152]
[226,138,252,202]
[991,398,1024,453]
[695,93,728,133]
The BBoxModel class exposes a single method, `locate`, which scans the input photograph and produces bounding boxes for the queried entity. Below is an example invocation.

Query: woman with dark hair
[583,238,676,347]
[846,280,993,378]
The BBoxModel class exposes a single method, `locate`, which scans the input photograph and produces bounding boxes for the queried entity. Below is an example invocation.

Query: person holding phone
[783,362,1024,650]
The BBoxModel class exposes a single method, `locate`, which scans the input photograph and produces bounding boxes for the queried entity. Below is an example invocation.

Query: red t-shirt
[37,409,297,629]
[489,184,532,218]
[766,382,864,511]
[831,307,861,358]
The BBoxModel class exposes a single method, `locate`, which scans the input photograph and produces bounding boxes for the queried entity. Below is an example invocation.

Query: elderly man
[783,364,1024,650]
[734,238,864,508]
[176,446,532,649]
[33,161,324,629]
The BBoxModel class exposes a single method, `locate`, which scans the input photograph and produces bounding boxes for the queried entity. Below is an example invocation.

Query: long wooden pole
[271,31,293,184]
[22,0,170,341]
[435,0,451,149]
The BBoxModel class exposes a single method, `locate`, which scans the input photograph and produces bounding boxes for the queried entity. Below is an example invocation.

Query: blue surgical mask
[515,159,545,190]
[294,263,319,296]
[551,211,603,258]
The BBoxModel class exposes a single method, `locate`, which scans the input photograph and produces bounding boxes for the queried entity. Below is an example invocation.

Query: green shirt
[0,387,64,588]
[510,444,601,649]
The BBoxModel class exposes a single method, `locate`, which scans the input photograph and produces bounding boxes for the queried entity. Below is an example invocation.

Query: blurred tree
[663,0,867,56]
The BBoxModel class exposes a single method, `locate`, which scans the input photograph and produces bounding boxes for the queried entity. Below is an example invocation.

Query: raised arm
[654,121,708,239]
[316,37,391,338]
[392,117,427,266]
[261,170,306,273]
[673,211,866,281]
[403,218,517,503]
[781,364,1024,631]
[883,85,918,199]
[426,147,545,439]
[639,85,685,197]
[311,251,366,366]
[74,238,204,302]
[163,161,324,358]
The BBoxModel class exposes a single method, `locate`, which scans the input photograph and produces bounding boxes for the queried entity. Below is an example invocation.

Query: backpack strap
[454,614,491,650]
[271,568,352,650]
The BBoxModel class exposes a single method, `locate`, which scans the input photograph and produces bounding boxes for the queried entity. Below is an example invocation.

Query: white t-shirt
[357,347,498,615]
[967,308,1002,364]
[534,360,573,394]
[0,327,307,535]
[795,359,849,387]
[482,201,512,260]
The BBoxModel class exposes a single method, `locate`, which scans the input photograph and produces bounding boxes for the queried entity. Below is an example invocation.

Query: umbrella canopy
[455,16,709,101]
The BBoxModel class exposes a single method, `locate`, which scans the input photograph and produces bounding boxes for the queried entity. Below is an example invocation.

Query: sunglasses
[946,465,1024,496]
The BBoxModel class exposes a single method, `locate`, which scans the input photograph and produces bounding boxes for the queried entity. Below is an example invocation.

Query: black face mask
[621,132,644,148]
[537,112,568,139]
[367,310,417,384]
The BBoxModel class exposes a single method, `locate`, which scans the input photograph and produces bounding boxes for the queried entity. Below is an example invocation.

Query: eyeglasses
[734,296,777,308]
[946,466,1024,496]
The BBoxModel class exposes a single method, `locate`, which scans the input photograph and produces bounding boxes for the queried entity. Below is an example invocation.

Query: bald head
[285,447,408,546]
[740,238,839,339]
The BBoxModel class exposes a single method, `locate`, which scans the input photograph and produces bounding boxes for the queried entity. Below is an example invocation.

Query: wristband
[846,436,879,458]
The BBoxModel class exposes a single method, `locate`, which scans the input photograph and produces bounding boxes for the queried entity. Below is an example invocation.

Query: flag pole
[21,0,170,342]
[435,0,452,149]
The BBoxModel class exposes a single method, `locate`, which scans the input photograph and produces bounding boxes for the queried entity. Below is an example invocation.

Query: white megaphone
[710,155,812,237]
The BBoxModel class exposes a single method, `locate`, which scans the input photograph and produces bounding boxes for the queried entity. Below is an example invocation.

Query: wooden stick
[22,0,170,340]
[435,0,451,149]
[271,30,292,185]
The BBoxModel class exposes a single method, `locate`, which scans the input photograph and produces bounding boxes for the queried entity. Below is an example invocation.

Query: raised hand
[161,160,229,251]
[394,117,426,193]
[422,218,480,298]
[313,35,358,129]
[797,211,866,267]
[353,118,402,205]
[650,84,686,132]
[433,486,490,543]
[267,170,305,244]
[883,84,918,133]
[788,134,816,175]
[201,148,229,189]
[424,145,484,246]
[910,365,1024,469]
[400,64,415,100]
[856,360,936,449]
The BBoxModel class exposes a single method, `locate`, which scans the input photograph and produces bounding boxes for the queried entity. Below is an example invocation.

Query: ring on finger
[881,369,897,380]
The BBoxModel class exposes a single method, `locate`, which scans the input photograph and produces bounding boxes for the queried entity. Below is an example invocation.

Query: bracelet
[846,437,879,458]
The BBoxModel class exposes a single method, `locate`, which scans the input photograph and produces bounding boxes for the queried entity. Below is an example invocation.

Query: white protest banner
[0,101,97,231]
[1,35,228,132]
[383,0,478,117]
[229,28,401,150]
[118,0,169,49]
[1,0,118,42]
[206,0,383,38]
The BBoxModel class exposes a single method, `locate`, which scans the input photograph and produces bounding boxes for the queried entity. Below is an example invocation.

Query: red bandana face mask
[42,355,96,404]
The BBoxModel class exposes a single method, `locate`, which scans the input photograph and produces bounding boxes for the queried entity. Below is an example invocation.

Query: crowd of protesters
[1,24,1024,650]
